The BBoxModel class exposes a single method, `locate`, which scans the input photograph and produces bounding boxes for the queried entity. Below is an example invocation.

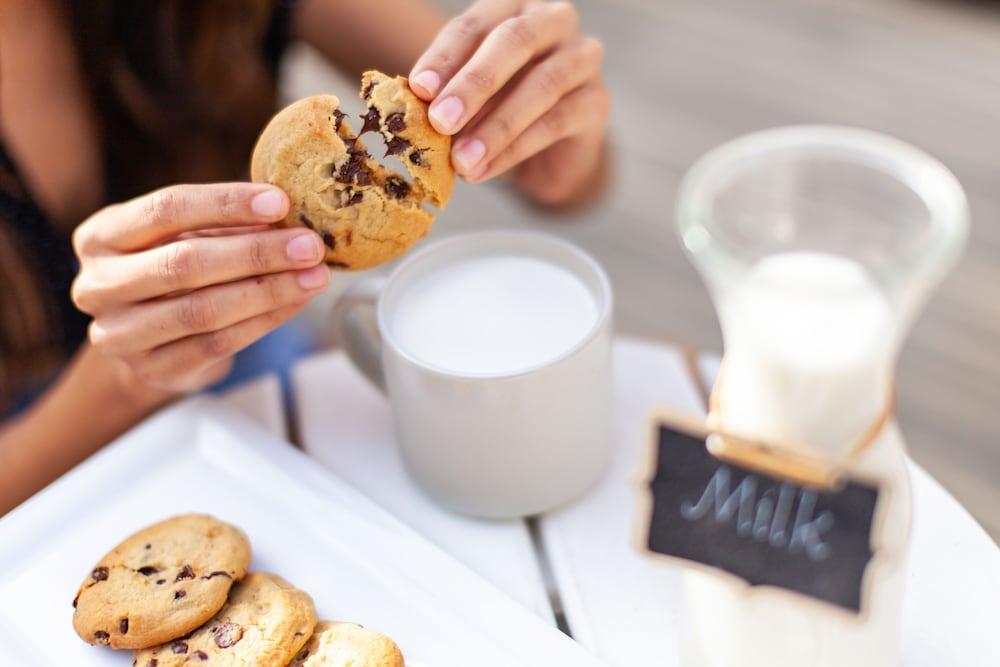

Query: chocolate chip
[337,154,360,180]
[174,590,186,600]
[332,108,347,131]
[345,230,353,246]
[176,565,195,581]
[386,112,406,133]
[94,631,110,644]
[171,641,188,654]
[146,661,158,667]
[336,152,371,186]
[155,579,166,585]
[360,107,381,134]
[201,571,232,580]
[362,80,376,100]
[346,190,363,206]
[322,232,336,249]
[213,622,243,648]
[120,618,129,634]
[385,176,411,200]
[409,149,425,166]
[192,650,209,661]
[91,566,109,582]
[72,593,79,608]
[298,212,315,230]
[385,136,411,157]
[137,566,158,576]
[144,543,151,550]
[329,261,350,269]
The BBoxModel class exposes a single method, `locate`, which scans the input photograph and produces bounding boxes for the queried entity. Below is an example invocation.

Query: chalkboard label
[642,421,880,613]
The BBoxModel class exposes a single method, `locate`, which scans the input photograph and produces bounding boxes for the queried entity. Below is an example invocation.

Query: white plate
[0,398,605,666]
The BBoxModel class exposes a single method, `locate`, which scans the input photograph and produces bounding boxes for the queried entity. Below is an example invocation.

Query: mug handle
[330,276,388,393]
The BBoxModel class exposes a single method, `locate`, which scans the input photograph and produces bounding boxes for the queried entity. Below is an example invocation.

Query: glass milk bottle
[675,126,968,666]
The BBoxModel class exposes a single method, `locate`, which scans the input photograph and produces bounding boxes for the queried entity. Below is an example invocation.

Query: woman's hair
[0,225,62,410]
[1,0,281,410]
[63,0,280,199]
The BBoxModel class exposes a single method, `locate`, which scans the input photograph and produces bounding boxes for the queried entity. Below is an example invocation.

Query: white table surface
[290,335,1000,666]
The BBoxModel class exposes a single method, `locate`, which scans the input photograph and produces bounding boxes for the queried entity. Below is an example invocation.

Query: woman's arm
[291,0,446,78]
[0,344,172,515]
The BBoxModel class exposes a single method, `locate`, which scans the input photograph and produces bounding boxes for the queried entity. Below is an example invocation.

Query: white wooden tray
[0,397,605,666]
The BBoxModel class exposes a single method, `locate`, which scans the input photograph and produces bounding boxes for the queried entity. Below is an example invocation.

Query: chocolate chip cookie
[289,621,404,667]
[72,514,250,650]
[251,70,454,271]
[133,572,317,667]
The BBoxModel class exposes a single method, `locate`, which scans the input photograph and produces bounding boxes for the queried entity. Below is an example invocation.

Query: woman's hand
[408,0,609,205]
[71,183,329,394]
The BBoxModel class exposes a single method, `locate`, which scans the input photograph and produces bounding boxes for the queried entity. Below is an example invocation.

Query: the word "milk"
[680,465,834,561]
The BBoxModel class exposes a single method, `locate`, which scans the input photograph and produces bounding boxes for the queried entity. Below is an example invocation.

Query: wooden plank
[291,351,556,624]
[537,337,705,665]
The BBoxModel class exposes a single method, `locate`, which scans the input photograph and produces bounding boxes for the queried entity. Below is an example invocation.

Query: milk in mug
[389,255,600,374]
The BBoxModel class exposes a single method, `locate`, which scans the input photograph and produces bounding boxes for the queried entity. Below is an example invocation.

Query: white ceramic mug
[331,230,614,518]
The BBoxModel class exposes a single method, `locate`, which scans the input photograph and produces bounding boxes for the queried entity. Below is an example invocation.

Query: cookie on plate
[133,572,317,667]
[72,514,250,650]
[288,621,404,667]
[250,70,454,271]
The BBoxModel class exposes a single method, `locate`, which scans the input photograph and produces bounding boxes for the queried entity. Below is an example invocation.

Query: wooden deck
[282,0,1000,540]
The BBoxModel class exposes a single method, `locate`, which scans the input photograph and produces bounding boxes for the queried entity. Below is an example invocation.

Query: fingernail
[251,189,287,218]
[286,233,322,263]
[296,265,330,290]
[453,139,486,173]
[411,70,441,97]
[429,96,464,133]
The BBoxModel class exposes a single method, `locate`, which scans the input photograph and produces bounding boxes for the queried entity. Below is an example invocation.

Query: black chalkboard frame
[632,407,899,623]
